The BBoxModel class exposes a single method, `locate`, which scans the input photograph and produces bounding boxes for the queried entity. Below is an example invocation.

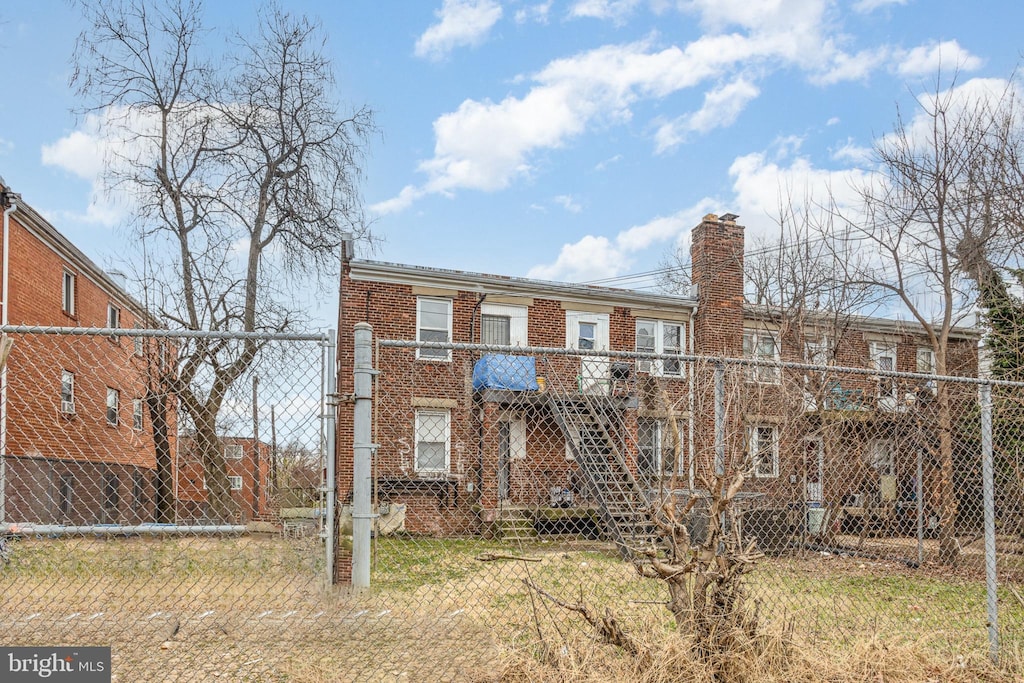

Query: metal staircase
[545,394,659,560]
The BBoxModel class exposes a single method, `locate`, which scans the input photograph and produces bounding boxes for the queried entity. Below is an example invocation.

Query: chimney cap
[720,212,739,223]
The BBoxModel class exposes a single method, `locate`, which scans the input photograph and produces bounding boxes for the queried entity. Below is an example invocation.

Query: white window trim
[415,409,451,474]
[638,418,686,476]
[224,443,244,460]
[480,302,528,347]
[416,297,453,362]
[867,439,896,477]
[107,303,120,329]
[635,319,686,377]
[228,476,243,491]
[749,424,779,479]
[743,328,780,384]
[62,270,76,316]
[132,398,144,431]
[106,388,119,426]
[61,370,76,414]
[870,341,899,402]
[917,347,937,395]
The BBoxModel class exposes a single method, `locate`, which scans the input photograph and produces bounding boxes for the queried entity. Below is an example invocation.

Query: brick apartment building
[0,179,165,526]
[175,436,272,522]
[334,213,979,577]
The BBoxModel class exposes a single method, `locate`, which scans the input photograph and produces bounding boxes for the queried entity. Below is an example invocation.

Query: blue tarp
[472,354,540,391]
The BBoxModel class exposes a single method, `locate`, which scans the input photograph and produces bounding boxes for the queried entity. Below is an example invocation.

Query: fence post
[324,330,338,586]
[980,381,999,663]
[352,323,374,589]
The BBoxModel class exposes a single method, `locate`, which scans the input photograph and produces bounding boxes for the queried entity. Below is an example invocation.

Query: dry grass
[1,534,1022,681]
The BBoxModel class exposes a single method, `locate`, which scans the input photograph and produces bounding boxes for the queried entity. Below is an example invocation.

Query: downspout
[687,300,696,492]
[1,191,18,524]
[471,294,487,507]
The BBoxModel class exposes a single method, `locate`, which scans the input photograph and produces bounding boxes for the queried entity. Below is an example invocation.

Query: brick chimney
[691,213,745,357]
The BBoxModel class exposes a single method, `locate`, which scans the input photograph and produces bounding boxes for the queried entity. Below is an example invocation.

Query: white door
[566,311,610,394]
[804,437,824,503]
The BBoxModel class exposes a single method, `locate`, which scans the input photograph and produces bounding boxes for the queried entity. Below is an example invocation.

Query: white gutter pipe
[1,192,17,524]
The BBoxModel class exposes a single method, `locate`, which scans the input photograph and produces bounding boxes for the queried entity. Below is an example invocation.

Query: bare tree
[71,0,373,521]
[836,76,1024,563]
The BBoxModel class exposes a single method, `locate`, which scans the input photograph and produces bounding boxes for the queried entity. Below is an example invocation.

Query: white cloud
[554,194,583,212]
[852,0,907,13]
[369,185,427,216]
[415,0,503,61]
[527,207,709,281]
[515,1,553,24]
[831,138,873,165]
[41,130,105,180]
[595,154,622,171]
[655,78,760,152]
[826,116,840,126]
[378,0,907,212]
[569,0,642,24]
[896,40,984,77]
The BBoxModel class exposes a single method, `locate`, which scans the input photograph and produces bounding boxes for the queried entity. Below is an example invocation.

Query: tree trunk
[195,409,237,523]
[146,390,175,524]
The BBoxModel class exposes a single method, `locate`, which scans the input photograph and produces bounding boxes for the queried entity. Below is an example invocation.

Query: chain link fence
[0,327,336,681]
[333,336,1024,681]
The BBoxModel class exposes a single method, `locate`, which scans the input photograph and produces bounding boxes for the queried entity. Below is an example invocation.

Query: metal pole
[980,382,999,663]
[916,448,924,567]
[352,323,374,589]
[324,330,339,586]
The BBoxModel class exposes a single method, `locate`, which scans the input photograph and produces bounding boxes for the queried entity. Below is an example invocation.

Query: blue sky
[1,0,1023,325]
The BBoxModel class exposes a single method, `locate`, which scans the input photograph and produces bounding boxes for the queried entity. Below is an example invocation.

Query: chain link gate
[0,326,336,681]
[337,335,1024,682]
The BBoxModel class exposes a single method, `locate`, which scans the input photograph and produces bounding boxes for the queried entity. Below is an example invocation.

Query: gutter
[1,192,17,524]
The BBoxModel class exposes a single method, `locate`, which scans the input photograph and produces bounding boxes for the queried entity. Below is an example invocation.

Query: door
[498,422,511,501]
[566,311,610,394]
[804,437,824,503]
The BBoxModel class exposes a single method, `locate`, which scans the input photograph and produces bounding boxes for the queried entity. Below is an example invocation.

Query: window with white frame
[867,439,895,476]
[480,302,528,347]
[62,271,76,316]
[743,328,780,383]
[415,409,450,473]
[132,398,144,431]
[635,320,685,376]
[417,297,453,361]
[637,418,685,479]
[870,341,898,401]
[107,303,120,329]
[228,476,243,491]
[498,415,527,460]
[60,370,75,414]
[224,443,244,460]
[106,388,119,426]
[748,424,779,478]
[916,347,936,395]
[133,322,144,356]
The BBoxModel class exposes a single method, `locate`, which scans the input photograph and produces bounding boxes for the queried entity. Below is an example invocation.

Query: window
[62,271,76,316]
[804,338,830,366]
[106,388,120,426]
[107,303,120,329]
[635,320,685,376]
[578,321,596,350]
[59,474,74,517]
[870,341,898,402]
[638,418,685,479]
[748,425,779,478]
[867,439,895,476]
[133,323,144,356]
[132,399,144,431]
[133,471,146,514]
[916,347,936,395]
[415,409,450,473]
[743,329,780,383]
[229,476,243,491]
[480,303,528,346]
[60,370,75,414]
[417,297,452,361]
[103,473,120,511]
[224,443,244,460]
